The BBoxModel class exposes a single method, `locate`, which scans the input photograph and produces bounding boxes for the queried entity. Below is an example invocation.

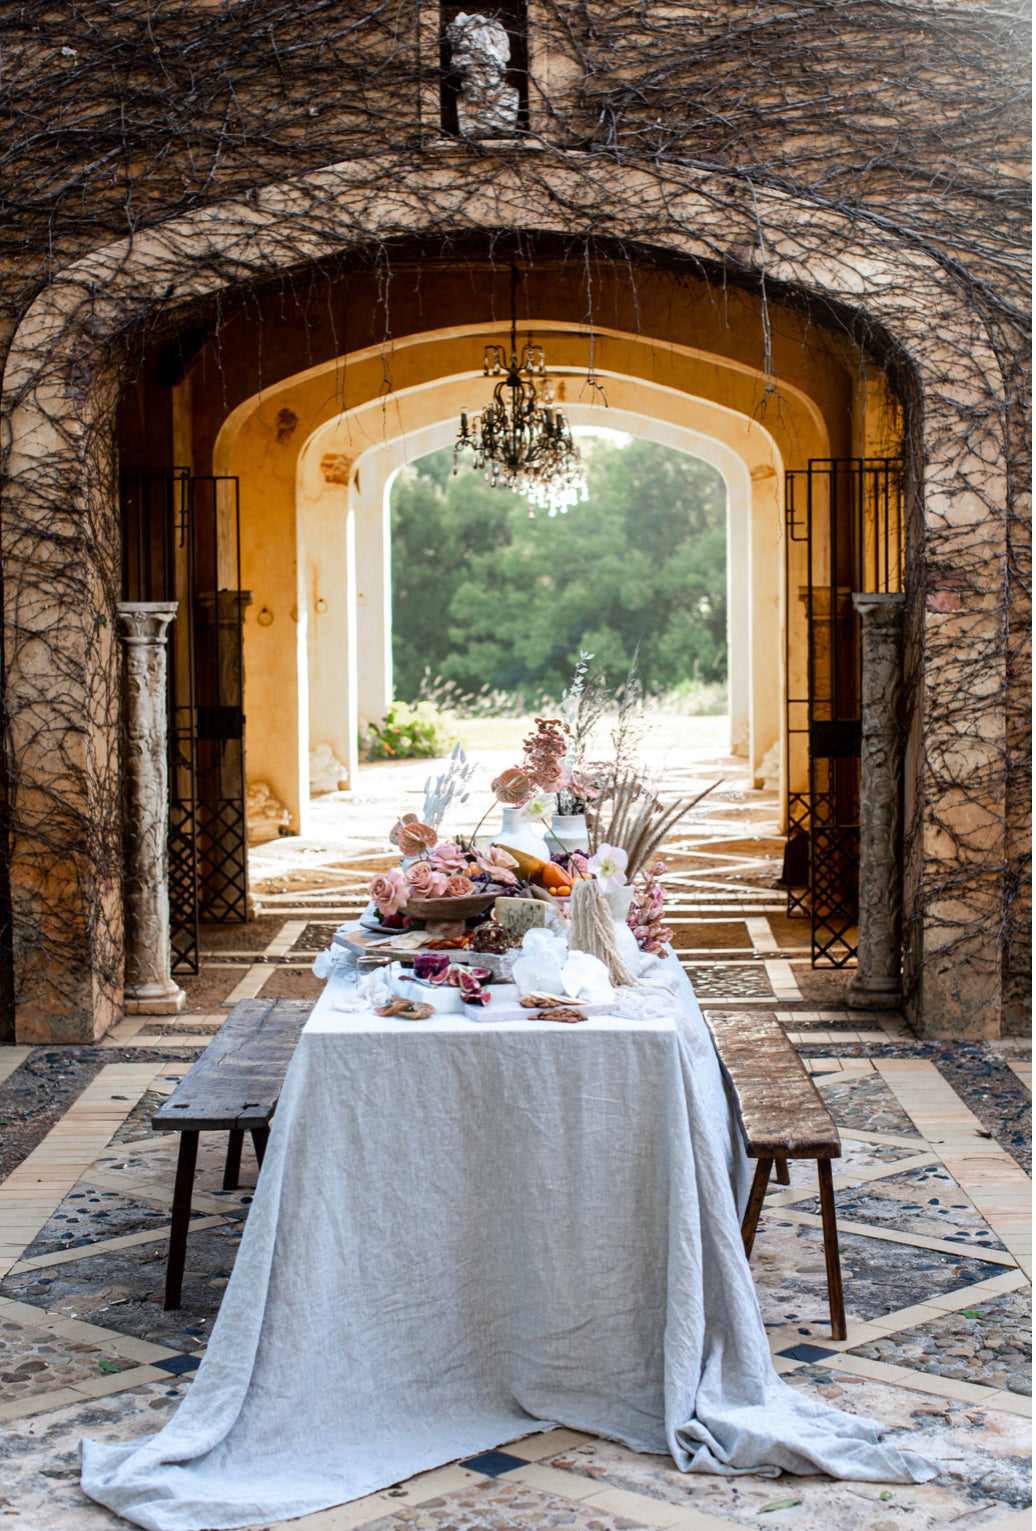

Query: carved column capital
[851,591,906,620]
[115,601,179,645]
[196,589,253,625]
[852,592,906,658]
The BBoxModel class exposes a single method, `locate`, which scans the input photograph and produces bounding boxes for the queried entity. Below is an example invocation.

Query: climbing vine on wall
[0,0,1029,1033]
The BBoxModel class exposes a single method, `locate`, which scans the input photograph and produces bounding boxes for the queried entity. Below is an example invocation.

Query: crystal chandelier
[454,268,588,517]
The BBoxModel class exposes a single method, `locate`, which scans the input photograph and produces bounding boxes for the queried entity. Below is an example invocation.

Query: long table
[81,956,937,1531]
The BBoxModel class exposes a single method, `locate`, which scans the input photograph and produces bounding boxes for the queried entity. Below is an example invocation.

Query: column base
[846,975,903,1011]
[124,982,186,1016]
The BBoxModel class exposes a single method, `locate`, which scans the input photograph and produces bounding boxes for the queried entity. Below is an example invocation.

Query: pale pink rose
[444,874,476,897]
[474,846,519,885]
[405,861,449,899]
[396,820,438,858]
[569,772,599,803]
[389,813,418,847]
[428,840,467,874]
[491,766,533,807]
[534,760,569,793]
[370,868,408,917]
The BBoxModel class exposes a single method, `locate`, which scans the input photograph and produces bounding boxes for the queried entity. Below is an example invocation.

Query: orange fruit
[540,862,573,894]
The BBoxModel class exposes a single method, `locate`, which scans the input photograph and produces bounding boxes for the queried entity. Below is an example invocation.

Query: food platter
[387,963,520,1014]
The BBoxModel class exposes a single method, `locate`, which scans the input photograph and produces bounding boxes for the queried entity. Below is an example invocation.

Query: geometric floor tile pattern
[812,1071,923,1138]
[1,980,1028,1528]
[683,963,775,1000]
[846,1289,1031,1396]
[0,750,1030,1530]
[753,1221,1009,1326]
[0,1317,141,1403]
[786,1163,1010,1250]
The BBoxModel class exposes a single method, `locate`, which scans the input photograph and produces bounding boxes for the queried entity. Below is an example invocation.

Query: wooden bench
[704,1010,846,1340]
[152,997,312,1310]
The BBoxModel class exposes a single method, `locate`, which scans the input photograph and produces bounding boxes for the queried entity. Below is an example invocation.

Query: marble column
[117,602,186,1015]
[847,593,906,1010]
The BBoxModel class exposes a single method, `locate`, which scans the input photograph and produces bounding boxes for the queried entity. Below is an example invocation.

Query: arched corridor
[6,205,1015,1039]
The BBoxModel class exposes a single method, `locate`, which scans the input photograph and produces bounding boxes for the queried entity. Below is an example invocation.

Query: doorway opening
[384,435,729,764]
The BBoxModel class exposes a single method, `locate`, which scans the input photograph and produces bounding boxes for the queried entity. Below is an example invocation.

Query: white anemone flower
[522,793,554,824]
[587,844,628,890]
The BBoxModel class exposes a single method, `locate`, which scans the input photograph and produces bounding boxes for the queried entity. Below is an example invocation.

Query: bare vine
[0,0,1029,1035]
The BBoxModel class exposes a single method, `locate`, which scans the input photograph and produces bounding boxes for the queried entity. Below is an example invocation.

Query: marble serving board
[333,928,427,959]
[333,926,514,979]
[388,963,520,1014]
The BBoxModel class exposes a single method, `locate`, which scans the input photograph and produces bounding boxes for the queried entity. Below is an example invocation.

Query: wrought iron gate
[121,469,248,974]
[784,459,903,966]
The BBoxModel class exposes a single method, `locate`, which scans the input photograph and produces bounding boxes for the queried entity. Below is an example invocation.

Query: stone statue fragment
[446,12,519,137]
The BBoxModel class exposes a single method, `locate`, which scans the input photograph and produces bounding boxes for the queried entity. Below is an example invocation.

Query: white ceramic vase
[490,805,551,863]
[548,812,589,855]
[603,885,635,921]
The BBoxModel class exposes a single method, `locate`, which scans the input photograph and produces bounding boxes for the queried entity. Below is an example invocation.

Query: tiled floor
[0,754,1029,1530]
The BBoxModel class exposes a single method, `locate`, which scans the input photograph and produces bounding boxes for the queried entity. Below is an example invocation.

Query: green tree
[389,439,726,704]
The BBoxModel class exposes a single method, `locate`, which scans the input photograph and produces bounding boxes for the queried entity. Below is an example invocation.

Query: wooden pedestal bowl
[405,892,499,942]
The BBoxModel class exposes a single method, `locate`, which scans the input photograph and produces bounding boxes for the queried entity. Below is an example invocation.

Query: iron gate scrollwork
[120,470,249,975]
[783,459,903,966]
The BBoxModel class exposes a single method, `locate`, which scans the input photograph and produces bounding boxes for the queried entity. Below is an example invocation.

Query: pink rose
[491,766,533,807]
[569,772,599,803]
[428,840,467,874]
[534,760,568,793]
[370,868,408,918]
[474,846,518,885]
[444,874,476,897]
[396,820,438,858]
[405,861,449,899]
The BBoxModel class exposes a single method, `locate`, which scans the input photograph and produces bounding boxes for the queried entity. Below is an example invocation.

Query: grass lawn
[453,713,731,759]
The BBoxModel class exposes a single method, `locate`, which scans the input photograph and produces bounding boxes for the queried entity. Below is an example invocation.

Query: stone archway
[295,386,787,815]
[300,402,769,791]
[2,151,1014,1039]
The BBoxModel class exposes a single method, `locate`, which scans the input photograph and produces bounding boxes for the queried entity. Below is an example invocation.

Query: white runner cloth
[81,956,937,1530]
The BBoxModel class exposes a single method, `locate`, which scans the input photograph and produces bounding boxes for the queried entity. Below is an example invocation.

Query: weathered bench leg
[165,1130,199,1311]
[741,1156,773,1259]
[773,1155,790,1185]
[223,1130,244,1190]
[250,1126,269,1170]
[817,1158,847,1341]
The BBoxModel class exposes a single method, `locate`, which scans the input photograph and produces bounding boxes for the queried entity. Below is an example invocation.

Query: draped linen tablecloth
[81,955,937,1531]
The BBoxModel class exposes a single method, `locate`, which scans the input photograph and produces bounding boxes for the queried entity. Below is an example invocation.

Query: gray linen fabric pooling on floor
[80,955,939,1530]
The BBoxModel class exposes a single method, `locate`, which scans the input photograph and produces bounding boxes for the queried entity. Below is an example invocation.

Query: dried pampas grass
[588,773,722,879]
